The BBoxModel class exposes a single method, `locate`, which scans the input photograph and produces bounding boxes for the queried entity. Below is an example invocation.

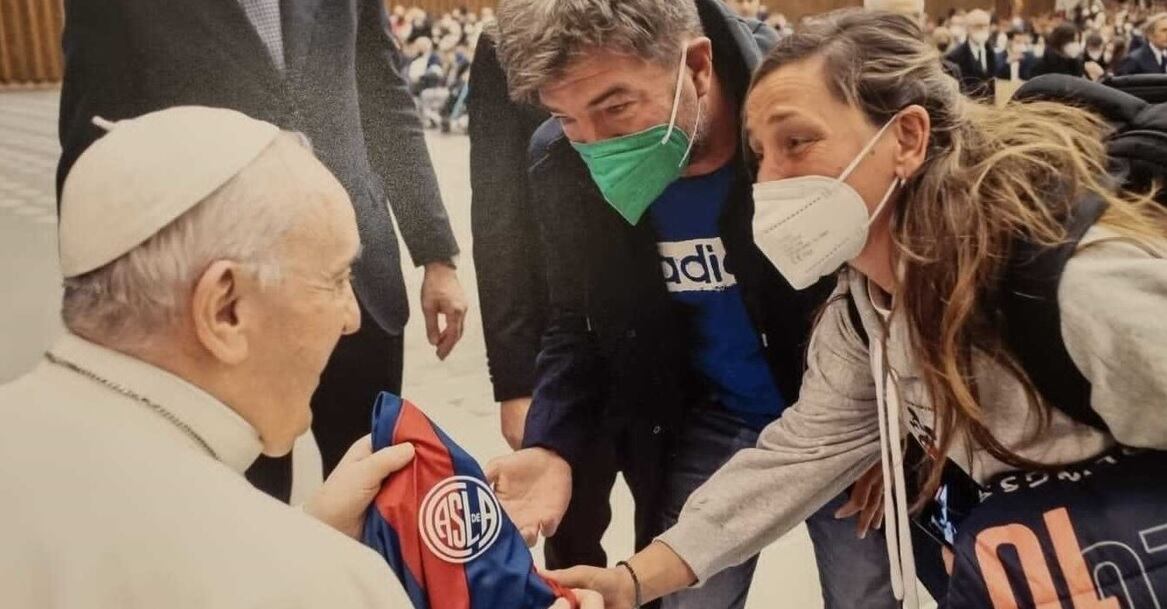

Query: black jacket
[521,0,832,467]
[57,0,459,335]
[1116,44,1166,76]
[1032,51,1086,79]
[947,40,1000,99]
[468,35,552,402]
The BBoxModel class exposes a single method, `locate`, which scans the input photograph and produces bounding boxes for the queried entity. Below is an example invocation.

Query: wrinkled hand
[834,462,885,539]
[545,566,636,609]
[421,262,468,360]
[303,435,415,539]
[500,397,533,451]
[485,447,572,545]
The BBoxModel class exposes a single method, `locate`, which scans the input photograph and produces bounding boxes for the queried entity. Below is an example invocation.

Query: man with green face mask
[485,1,901,608]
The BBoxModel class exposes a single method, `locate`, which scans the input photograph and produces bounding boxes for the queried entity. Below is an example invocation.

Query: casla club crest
[420,475,503,564]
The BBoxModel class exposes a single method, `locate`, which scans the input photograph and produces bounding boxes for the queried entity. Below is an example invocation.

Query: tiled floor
[0,90,60,226]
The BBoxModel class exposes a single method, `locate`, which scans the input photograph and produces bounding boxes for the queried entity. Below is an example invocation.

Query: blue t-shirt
[648,164,786,430]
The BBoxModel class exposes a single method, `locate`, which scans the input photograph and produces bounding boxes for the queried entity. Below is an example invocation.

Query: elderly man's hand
[485,447,572,546]
[304,435,415,539]
[421,261,468,361]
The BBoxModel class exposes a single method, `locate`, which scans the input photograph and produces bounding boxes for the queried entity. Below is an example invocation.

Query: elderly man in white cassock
[0,106,552,609]
[0,106,412,607]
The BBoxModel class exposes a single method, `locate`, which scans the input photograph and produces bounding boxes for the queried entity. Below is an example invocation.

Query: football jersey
[362,393,576,609]
[945,449,1167,608]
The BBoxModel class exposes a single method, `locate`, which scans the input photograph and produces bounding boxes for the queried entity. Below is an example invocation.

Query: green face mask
[570,52,702,225]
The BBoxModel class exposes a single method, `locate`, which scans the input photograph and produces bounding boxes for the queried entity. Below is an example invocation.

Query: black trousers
[246,304,404,502]
[543,425,668,609]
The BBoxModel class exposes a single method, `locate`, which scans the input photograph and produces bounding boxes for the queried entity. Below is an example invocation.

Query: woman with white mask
[546,9,1167,609]
[1032,22,1087,78]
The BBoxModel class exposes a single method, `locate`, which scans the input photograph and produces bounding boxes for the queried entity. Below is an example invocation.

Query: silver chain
[44,352,219,461]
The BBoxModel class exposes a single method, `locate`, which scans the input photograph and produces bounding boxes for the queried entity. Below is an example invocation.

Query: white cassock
[0,333,411,608]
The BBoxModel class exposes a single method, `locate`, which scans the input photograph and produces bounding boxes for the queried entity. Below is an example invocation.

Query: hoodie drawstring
[871,336,919,609]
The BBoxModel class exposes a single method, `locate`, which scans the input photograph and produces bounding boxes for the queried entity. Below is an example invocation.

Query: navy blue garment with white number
[648,163,785,430]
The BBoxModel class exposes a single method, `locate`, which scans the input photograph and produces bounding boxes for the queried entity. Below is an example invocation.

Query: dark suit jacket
[521,0,832,467]
[995,50,1038,81]
[947,41,999,99]
[468,35,551,403]
[57,0,459,335]
[1032,51,1086,79]
[1116,44,1166,76]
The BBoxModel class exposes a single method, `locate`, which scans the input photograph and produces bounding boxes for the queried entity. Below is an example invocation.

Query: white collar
[47,333,264,473]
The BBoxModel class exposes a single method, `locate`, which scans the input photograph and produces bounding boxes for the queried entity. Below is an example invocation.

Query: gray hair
[1147,12,1167,33]
[493,0,703,104]
[62,132,314,349]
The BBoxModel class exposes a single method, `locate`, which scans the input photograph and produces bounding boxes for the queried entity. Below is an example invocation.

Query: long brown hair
[750,9,1167,505]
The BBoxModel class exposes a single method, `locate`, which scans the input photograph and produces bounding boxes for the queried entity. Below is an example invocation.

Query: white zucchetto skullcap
[59,106,280,278]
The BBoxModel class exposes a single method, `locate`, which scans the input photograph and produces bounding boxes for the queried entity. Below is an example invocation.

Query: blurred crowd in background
[388,0,1167,131]
[388,5,490,133]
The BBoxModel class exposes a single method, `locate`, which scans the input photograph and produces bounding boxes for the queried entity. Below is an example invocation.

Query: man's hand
[834,462,885,539]
[304,435,415,539]
[1084,60,1105,81]
[545,566,636,609]
[421,261,468,360]
[500,397,532,450]
[485,447,572,546]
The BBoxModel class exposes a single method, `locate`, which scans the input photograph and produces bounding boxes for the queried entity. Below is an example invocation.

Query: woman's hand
[549,588,605,609]
[544,566,637,609]
[834,462,885,538]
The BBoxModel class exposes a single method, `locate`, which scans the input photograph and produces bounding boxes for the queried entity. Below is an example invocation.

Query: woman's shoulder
[1061,223,1166,304]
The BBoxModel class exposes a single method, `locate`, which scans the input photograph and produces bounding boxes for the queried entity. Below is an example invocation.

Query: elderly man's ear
[191,260,254,365]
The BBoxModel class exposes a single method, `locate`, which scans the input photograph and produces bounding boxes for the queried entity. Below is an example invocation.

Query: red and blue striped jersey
[362,393,576,609]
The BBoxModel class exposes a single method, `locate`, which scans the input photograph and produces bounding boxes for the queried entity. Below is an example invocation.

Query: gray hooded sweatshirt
[657,226,1167,583]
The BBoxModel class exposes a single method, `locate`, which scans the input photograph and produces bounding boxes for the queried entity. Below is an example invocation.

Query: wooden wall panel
[398,0,1057,22]
[0,0,63,86]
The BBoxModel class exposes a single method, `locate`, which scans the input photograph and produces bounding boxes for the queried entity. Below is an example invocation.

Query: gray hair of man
[492,0,704,104]
[62,131,314,351]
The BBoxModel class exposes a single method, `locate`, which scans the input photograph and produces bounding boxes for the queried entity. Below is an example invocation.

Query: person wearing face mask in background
[931,25,955,54]
[1032,32,1048,58]
[1033,22,1087,78]
[947,10,968,45]
[544,10,1167,608]
[1116,12,1167,75]
[997,29,1038,81]
[946,9,999,99]
[485,1,900,608]
[1083,32,1109,80]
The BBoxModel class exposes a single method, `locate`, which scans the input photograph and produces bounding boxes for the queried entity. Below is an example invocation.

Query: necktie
[1161,53,1166,74]
[238,0,286,72]
[978,47,987,73]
